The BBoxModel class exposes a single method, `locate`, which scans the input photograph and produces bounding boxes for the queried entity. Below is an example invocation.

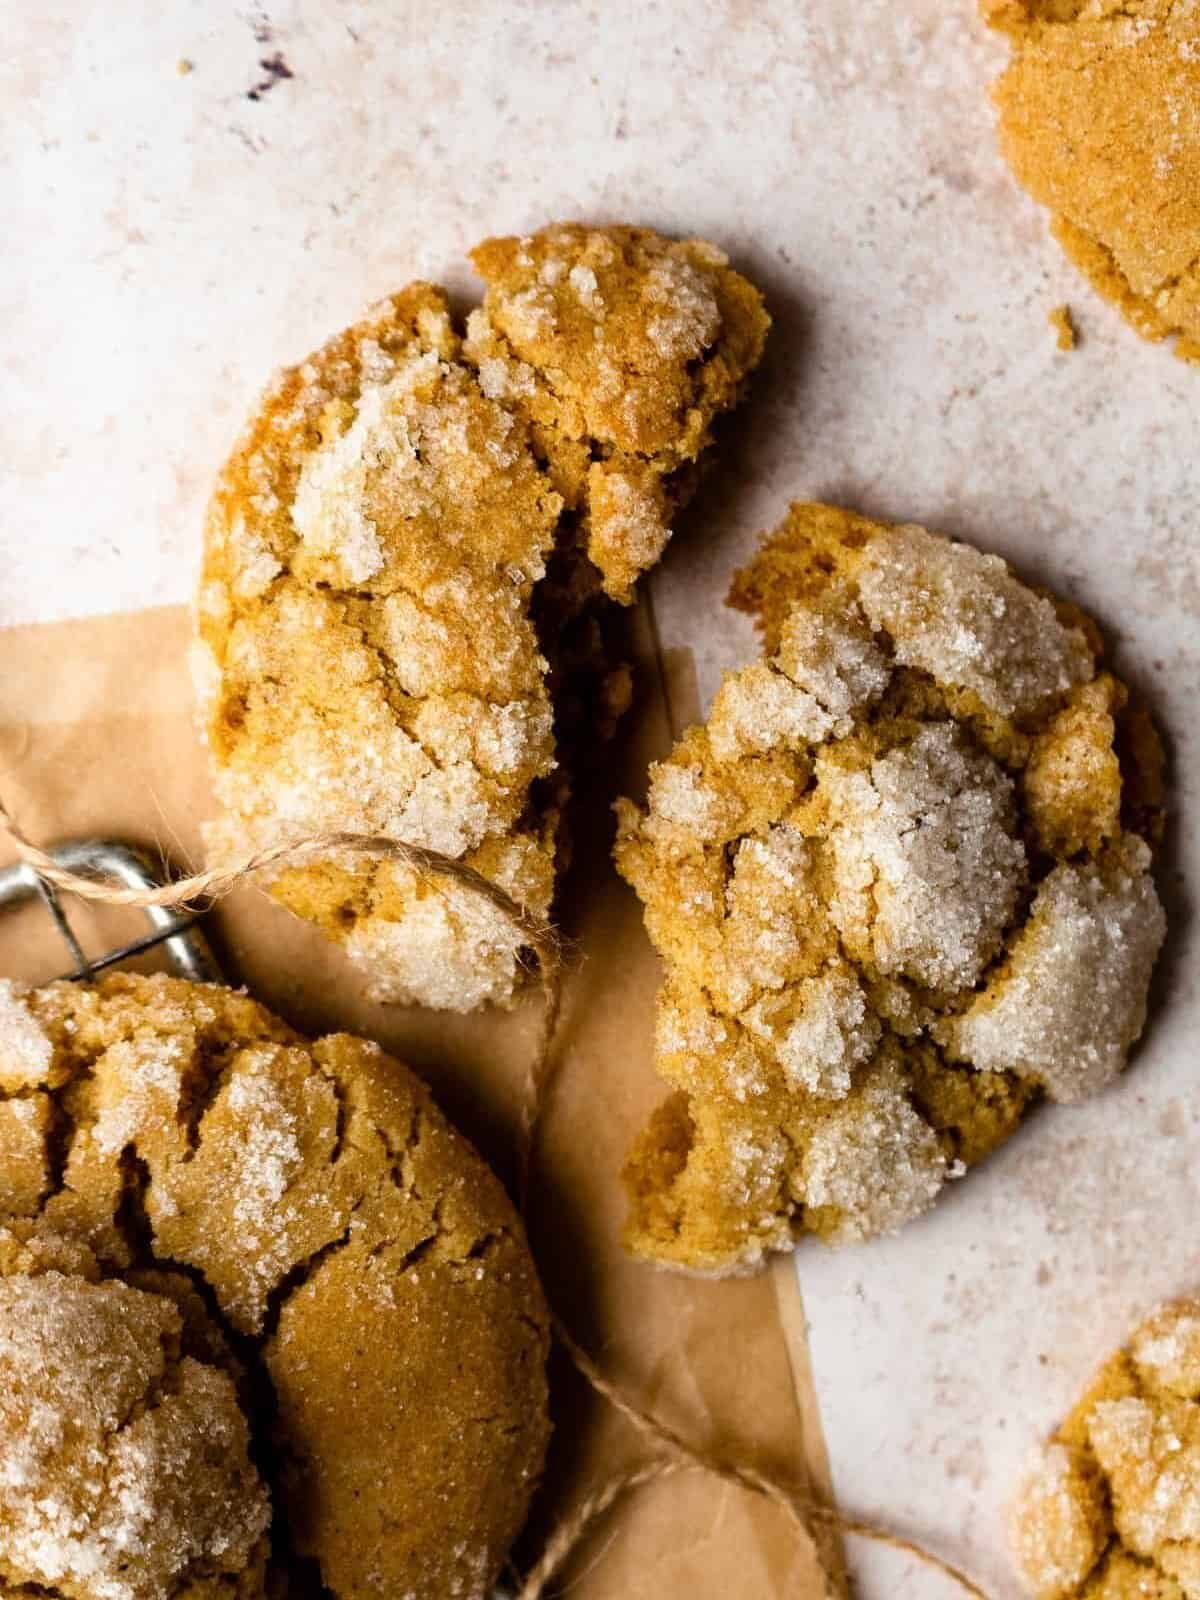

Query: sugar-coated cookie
[615,503,1166,1273]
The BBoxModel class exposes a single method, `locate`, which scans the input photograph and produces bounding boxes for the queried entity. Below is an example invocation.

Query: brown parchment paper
[0,601,842,1599]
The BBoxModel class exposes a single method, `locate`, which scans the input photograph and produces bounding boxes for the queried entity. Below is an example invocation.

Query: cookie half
[195,224,768,1010]
[0,973,551,1600]
[615,502,1166,1273]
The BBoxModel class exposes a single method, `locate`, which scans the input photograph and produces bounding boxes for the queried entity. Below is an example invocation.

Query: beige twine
[0,798,994,1600]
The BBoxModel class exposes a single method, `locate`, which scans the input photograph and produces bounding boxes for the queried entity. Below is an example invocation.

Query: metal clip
[0,839,223,984]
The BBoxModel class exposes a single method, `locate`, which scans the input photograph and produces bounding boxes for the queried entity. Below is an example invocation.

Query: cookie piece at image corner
[0,971,551,1600]
[983,0,1200,362]
[1012,1296,1200,1599]
[614,501,1167,1275]
[194,222,769,1012]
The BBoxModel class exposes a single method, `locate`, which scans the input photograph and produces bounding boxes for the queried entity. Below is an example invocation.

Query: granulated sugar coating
[615,503,1167,1273]
[1012,1297,1200,1598]
[984,0,1200,361]
[0,1230,270,1600]
[196,223,768,1011]
[0,973,551,1600]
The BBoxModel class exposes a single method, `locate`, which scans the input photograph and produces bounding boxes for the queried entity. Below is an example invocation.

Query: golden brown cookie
[1012,1298,1200,1598]
[195,225,768,1011]
[0,973,551,1600]
[615,503,1166,1274]
[984,0,1200,360]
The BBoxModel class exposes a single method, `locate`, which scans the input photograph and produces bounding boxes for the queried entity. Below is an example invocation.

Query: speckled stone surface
[2,4,1197,1595]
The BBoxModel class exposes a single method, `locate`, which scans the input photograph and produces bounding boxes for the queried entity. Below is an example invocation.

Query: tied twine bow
[0,798,995,1600]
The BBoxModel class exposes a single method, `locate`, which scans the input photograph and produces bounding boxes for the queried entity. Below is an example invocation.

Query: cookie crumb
[1049,303,1076,350]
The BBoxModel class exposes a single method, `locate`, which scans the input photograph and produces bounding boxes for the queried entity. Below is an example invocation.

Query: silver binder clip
[0,839,223,984]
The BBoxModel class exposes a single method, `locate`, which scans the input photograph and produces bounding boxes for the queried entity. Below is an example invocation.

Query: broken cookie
[615,502,1166,1273]
[0,972,551,1600]
[984,0,1200,360]
[1012,1297,1200,1599]
[195,224,768,1011]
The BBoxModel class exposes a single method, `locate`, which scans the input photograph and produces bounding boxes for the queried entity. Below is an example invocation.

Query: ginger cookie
[1012,1297,1200,1598]
[0,973,550,1600]
[195,223,769,1010]
[614,502,1166,1274]
[984,0,1200,360]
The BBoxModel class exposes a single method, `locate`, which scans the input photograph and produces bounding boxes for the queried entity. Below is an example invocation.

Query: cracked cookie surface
[0,973,551,1600]
[984,0,1200,359]
[614,503,1166,1274]
[1012,1297,1200,1599]
[195,224,767,1011]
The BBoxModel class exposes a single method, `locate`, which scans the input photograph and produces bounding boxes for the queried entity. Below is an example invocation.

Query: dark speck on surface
[247,52,293,101]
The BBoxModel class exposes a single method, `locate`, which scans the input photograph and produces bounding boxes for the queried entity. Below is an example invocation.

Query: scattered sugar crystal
[656,990,730,1058]
[347,884,527,1011]
[1132,1305,1200,1399]
[0,981,54,1093]
[857,524,1094,717]
[717,829,816,1009]
[502,285,555,341]
[92,1035,188,1156]
[587,466,671,592]
[646,761,727,834]
[0,1274,267,1599]
[945,837,1166,1102]
[391,757,505,856]
[357,337,394,384]
[292,389,389,584]
[412,694,552,780]
[568,263,604,313]
[743,965,880,1099]
[775,599,891,731]
[226,1062,303,1235]
[475,354,535,401]
[708,661,834,760]
[797,1066,946,1241]
[719,1040,771,1103]
[1087,1396,1200,1555]
[226,514,282,599]
[721,1125,789,1215]
[643,257,720,359]
[819,723,1026,990]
